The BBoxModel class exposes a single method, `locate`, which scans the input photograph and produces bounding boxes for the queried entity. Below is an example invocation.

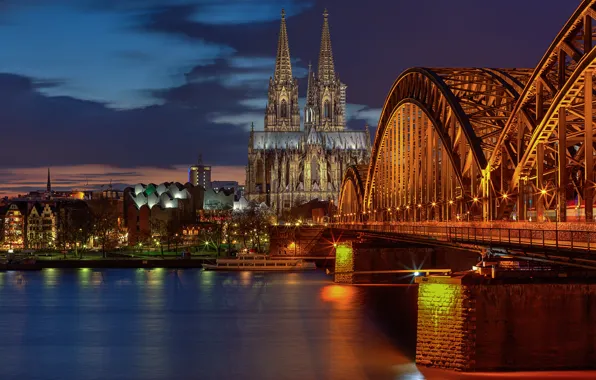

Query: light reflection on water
[0,269,592,380]
[0,269,422,380]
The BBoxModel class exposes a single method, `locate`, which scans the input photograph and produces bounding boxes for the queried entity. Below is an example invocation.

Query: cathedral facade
[245,10,371,215]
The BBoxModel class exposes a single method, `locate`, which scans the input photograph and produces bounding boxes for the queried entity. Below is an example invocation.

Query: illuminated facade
[246,10,371,215]
[123,182,204,245]
[189,155,212,189]
[27,203,57,249]
[2,203,26,249]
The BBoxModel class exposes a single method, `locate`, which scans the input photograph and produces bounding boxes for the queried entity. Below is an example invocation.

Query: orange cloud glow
[0,164,246,198]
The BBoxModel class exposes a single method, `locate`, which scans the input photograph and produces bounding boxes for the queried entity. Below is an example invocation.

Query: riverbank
[34,257,213,269]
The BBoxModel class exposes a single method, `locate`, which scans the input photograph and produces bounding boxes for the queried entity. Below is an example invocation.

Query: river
[0,269,593,380]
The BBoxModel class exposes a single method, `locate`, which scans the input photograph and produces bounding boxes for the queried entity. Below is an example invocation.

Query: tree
[89,199,119,258]
[230,202,274,254]
[55,202,92,257]
[150,218,167,256]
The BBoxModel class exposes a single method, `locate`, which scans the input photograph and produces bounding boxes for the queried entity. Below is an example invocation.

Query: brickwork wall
[417,279,596,372]
[416,279,477,371]
[473,283,596,371]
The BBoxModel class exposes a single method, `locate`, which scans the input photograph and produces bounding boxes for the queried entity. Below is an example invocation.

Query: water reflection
[0,269,590,380]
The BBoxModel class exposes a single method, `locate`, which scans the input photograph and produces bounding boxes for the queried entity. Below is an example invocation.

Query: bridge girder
[362,68,529,221]
[338,0,596,223]
[337,165,368,222]
[491,0,596,222]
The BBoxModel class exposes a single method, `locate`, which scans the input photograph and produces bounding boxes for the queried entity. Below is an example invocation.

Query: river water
[0,269,593,380]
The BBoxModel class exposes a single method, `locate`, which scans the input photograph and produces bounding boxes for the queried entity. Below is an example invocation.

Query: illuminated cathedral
[245,9,371,215]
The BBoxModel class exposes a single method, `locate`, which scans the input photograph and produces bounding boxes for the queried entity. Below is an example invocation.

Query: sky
[0,0,580,196]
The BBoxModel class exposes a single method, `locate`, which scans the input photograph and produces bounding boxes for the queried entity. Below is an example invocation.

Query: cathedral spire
[274,9,293,83]
[318,9,336,83]
[306,62,316,105]
[46,167,51,193]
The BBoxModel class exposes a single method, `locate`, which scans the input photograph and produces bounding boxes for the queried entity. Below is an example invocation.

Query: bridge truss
[338,0,596,223]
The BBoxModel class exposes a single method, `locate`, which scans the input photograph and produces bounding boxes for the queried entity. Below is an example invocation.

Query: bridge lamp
[406,206,410,210]
[417,204,422,208]
[540,189,548,195]
[502,193,508,199]
[397,207,400,211]
[388,208,392,212]
[414,271,420,276]
[431,202,436,207]
[473,197,479,202]
[449,200,454,205]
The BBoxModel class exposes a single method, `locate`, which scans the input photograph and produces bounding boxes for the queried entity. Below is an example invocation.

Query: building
[245,10,371,215]
[123,182,204,245]
[211,181,245,199]
[27,203,57,249]
[203,188,235,210]
[189,155,212,189]
[2,203,27,249]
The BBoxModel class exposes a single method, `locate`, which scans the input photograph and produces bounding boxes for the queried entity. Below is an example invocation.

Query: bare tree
[89,199,119,258]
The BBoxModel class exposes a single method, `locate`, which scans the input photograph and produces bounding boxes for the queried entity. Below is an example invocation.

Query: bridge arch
[338,0,596,223]
[364,68,528,222]
[489,0,596,222]
[337,165,368,223]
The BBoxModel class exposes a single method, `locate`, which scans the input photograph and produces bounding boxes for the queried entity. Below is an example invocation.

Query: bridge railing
[332,223,596,253]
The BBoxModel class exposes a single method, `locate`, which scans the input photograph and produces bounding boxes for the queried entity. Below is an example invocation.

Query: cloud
[0,4,235,109]
[0,73,249,169]
[346,104,382,127]
[239,98,268,110]
[189,56,309,91]
[0,164,246,197]
[210,113,263,132]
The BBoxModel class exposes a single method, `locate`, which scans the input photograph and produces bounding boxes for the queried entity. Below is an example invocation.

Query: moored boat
[202,254,317,271]
[0,258,43,271]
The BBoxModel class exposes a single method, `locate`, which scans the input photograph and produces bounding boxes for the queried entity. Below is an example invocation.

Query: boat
[0,258,43,271]
[202,254,317,271]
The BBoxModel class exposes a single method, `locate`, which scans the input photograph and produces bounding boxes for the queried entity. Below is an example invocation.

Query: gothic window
[281,100,288,118]
[306,108,313,123]
[255,159,264,188]
[311,157,320,184]
[324,100,331,119]
[285,160,290,187]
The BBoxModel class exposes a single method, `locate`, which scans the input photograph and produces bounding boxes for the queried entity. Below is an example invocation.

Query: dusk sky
[0,0,578,196]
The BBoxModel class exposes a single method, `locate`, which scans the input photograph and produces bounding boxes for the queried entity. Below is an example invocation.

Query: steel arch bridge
[338,0,596,224]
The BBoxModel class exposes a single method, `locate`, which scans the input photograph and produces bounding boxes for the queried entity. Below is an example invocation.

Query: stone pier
[416,274,596,371]
[333,241,479,284]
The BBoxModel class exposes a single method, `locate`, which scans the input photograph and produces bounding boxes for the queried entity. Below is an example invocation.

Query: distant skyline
[0,0,578,196]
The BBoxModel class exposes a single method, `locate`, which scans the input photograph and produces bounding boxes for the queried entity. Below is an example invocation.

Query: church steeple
[318,9,336,84]
[274,9,292,83]
[264,9,300,132]
[46,167,51,193]
[306,62,316,105]
[304,62,317,132]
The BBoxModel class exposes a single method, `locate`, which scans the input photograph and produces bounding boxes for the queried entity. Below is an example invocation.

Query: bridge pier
[332,241,479,284]
[416,274,596,371]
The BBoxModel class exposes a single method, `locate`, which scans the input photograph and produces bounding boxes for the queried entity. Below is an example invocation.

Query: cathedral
[245,9,371,215]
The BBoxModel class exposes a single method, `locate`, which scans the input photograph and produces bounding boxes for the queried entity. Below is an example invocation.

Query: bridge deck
[331,223,596,268]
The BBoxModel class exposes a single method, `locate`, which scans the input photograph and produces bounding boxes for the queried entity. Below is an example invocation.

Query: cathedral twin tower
[246,9,371,215]
[265,9,346,132]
